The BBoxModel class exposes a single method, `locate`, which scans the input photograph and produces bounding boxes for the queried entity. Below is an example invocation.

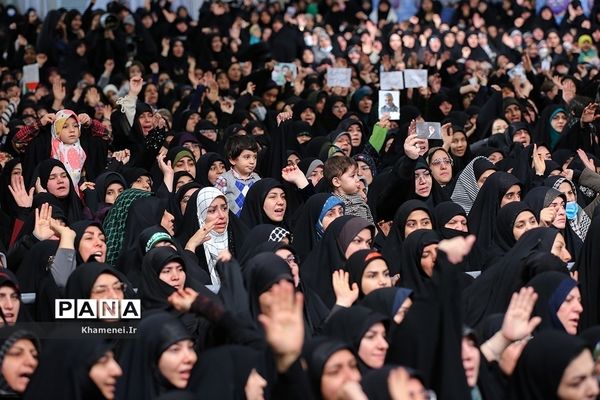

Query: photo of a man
[378,91,400,120]
[380,93,399,114]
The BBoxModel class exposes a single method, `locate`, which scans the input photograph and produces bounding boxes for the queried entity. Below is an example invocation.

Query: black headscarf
[345,249,389,299]
[400,230,440,294]
[92,171,127,207]
[0,270,30,325]
[120,196,170,257]
[382,200,432,276]
[243,252,293,321]
[23,337,114,400]
[116,311,194,400]
[433,201,469,239]
[322,305,388,372]
[463,227,563,327]
[70,220,106,265]
[35,159,85,222]
[239,178,288,228]
[238,224,292,267]
[468,171,522,267]
[508,331,588,400]
[65,262,132,300]
[0,159,21,215]
[301,216,375,308]
[360,287,413,321]
[290,193,344,260]
[196,152,226,187]
[527,271,578,334]
[303,338,356,399]
[0,327,40,397]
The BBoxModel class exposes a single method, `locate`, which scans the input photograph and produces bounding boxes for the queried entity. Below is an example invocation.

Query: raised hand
[40,113,56,127]
[49,218,75,240]
[441,122,453,150]
[576,149,596,171]
[185,220,216,251]
[258,281,304,373]
[129,76,144,97]
[539,207,556,227]
[168,288,199,313]
[8,174,34,208]
[532,144,546,175]
[33,203,54,241]
[156,150,174,177]
[52,81,66,103]
[78,113,91,126]
[281,165,309,189]
[388,367,411,400]
[580,103,600,125]
[244,369,267,400]
[276,111,293,126]
[501,287,541,341]
[438,235,476,264]
[333,270,359,307]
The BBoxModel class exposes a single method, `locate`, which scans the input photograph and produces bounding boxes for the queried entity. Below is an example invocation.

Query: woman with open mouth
[240,178,289,229]
[0,328,39,398]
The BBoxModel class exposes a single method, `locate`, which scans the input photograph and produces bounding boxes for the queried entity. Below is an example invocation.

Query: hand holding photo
[272,63,298,86]
[378,90,400,120]
[416,122,442,139]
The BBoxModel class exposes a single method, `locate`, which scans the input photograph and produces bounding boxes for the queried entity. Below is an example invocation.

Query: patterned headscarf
[197,187,229,286]
[50,109,86,188]
[103,189,152,265]
[550,176,591,241]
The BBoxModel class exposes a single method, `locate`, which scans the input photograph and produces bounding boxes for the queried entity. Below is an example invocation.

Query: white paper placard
[326,68,352,88]
[380,71,404,90]
[403,69,428,88]
[271,63,297,86]
[22,63,39,92]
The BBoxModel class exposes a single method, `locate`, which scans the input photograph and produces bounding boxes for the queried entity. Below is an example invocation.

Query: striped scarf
[451,156,488,215]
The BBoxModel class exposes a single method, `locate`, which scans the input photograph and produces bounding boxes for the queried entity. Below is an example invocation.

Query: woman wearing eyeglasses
[427,147,456,197]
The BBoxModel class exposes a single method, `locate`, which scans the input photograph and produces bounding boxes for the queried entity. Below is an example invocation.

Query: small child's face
[230,150,257,177]
[59,117,80,145]
[336,165,360,195]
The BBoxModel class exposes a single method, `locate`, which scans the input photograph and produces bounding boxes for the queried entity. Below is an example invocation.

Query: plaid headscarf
[103,188,152,265]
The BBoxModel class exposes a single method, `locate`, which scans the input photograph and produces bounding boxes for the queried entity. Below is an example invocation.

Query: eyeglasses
[430,158,453,167]
[415,171,431,181]
[91,282,127,296]
[359,165,371,171]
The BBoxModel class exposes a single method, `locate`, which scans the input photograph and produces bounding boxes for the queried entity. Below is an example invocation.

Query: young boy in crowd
[214,135,261,216]
[324,155,374,224]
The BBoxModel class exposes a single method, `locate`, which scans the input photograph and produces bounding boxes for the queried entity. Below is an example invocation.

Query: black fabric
[433,201,468,239]
[345,249,387,299]
[400,230,440,294]
[381,200,432,276]
[360,287,413,320]
[463,227,561,327]
[35,159,85,223]
[527,271,577,333]
[120,196,169,257]
[238,224,286,266]
[70,220,105,265]
[322,305,387,372]
[197,152,226,187]
[301,215,374,308]
[65,262,133,300]
[508,330,587,400]
[303,338,354,398]
[468,171,522,268]
[116,311,194,400]
[291,193,336,260]
[243,252,293,321]
[239,178,287,228]
[24,337,115,400]
[0,269,31,325]
[577,216,600,330]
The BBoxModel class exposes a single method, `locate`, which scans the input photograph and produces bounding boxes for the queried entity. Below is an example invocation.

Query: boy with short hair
[324,156,374,224]
[214,135,261,216]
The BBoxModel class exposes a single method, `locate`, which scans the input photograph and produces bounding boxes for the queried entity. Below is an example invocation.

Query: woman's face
[144,84,159,105]
[227,63,242,82]
[161,210,175,236]
[512,211,538,241]
[557,349,599,400]
[263,188,286,222]
[322,205,344,231]
[556,286,583,335]
[300,108,316,126]
[344,228,373,259]
[462,337,481,388]
[104,182,124,204]
[89,351,122,400]
[451,132,467,157]
[207,161,226,185]
[477,169,496,188]
[179,188,198,216]
[404,210,432,238]
[393,298,413,324]
[11,163,22,178]
[175,175,194,192]
[347,124,362,147]
[358,322,388,369]
[420,244,438,277]
[414,169,432,198]
[90,273,125,301]
[551,233,572,263]
[320,349,361,400]
[500,185,522,207]
[174,156,196,178]
[159,261,186,290]
[332,101,348,119]
[211,36,223,52]
[79,226,107,263]
[172,41,185,57]
[287,154,301,166]
[131,175,152,191]
[185,113,200,133]
[429,150,453,185]
[275,248,300,287]
[204,196,229,234]
[46,166,70,198]
[558,182,576,203]
[551,111,568,133]
[445,215,468,232]
[389,33,402,51]
[158,339,197,389]
[548,196,567,229]
[360,259,391,295]
[0,286,20,326]
[1,339,38,393]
